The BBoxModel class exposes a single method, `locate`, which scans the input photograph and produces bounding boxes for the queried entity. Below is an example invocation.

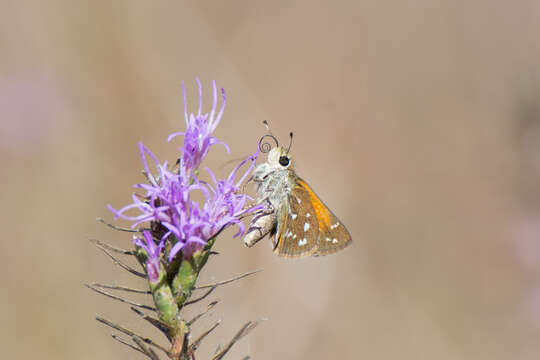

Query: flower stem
[149,273,178,328]
[135,248,179,329]
[172,237,216,307]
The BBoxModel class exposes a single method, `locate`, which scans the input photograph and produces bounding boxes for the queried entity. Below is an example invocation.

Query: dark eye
[279,156,290,167]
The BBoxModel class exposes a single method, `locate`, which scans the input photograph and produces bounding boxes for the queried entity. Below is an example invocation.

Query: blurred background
[2,1,540,359]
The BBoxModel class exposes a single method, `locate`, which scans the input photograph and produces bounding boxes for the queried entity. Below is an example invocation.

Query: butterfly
[243,125,352,258]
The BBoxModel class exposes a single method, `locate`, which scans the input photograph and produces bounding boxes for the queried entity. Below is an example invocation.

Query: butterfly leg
[243,207,276,247]
[252,190,273,206]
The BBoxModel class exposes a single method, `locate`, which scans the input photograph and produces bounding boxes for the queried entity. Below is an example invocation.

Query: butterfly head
[266,146,294,170]
[258,123,295,171]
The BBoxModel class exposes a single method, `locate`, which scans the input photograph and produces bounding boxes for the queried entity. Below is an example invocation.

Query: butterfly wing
[295,178,352,256]
[273,181,320,258]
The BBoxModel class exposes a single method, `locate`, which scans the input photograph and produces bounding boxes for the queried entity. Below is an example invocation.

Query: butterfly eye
[279,156,290,167]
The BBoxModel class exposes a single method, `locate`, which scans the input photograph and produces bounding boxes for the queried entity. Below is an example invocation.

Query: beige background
[2,1,540,359]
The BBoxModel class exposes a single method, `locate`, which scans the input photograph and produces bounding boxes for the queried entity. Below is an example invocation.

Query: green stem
[135,249,179,330]
[172,259,197,305]
[171,237,216,308]
[149,268,178,327]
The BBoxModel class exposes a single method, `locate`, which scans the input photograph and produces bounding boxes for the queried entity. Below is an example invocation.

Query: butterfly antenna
[263,120,273,135]
[286,132,293,154]
[259,120,279,153]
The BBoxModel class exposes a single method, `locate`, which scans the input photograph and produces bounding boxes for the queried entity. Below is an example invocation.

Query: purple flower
[108,80,260,260]
[133,231,164,284]
[167,153,262,261]
[168,78,230,181]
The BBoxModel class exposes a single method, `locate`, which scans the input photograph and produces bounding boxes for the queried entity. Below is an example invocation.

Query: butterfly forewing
[273,183,320,257]
[314,211,352,256]
[296,178,352,256]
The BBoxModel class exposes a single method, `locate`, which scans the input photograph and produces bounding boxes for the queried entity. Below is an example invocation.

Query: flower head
[108,79,259,260]
[168,79,230,181]
[133,231,164,284]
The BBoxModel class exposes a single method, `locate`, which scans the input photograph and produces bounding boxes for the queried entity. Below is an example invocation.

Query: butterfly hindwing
[295,178,352,256]
[273,182,319,257]
[272,201,289,251]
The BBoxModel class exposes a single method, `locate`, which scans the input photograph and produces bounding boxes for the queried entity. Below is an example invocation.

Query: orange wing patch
[297,179,332,231]
[296,178,352,256]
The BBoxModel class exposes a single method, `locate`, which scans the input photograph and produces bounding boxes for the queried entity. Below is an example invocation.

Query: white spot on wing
[325,237,331,242]
[330,223,340,230]
[298,238,308,246]
[290,213,297,220]
[296,197,302,204]
[306,213,311,218]
[293,234,297,239]
[332,238,338,244]
[304,222,310,231]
